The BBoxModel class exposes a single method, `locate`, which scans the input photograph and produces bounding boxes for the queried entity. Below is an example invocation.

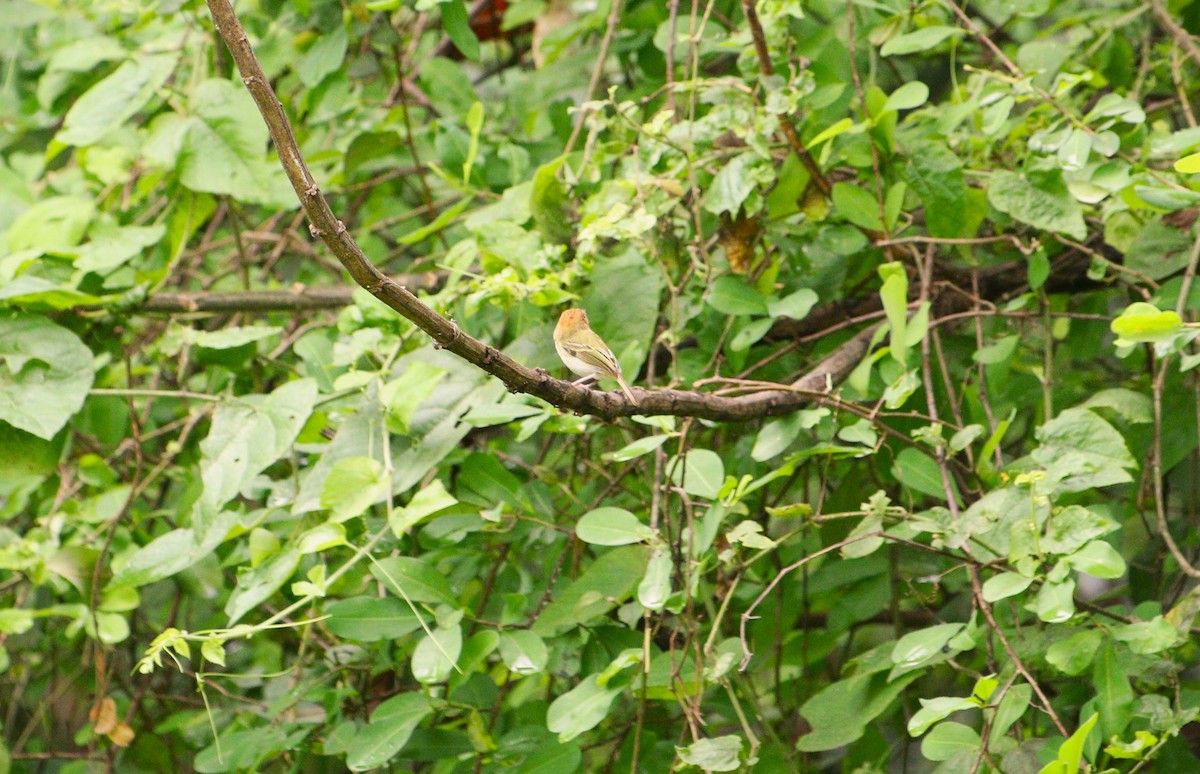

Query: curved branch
[203,0,873,423]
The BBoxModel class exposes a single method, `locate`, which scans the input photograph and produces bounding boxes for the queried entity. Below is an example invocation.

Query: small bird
[553,308,639,405]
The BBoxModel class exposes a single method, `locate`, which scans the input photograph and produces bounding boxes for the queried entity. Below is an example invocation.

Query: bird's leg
[572,374,598,387]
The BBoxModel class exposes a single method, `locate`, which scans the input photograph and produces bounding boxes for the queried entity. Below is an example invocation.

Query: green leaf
[371,556,459,607]
[322,456,389,522]
[532,545,649,636]
[391,479,458,536]
[178,79,293,207]
[675,735,743,771]
[224,549,301,624]
[56,55,175,147]
[412,622,462,684]
[297,24,348,86]
[1033,578,1076,623]
[987,168,1087,240]
[576,507,654,545]
[637,549,672,611]
[1065,540,1126,579]
[708,275,770,316]
[1046,629,1102,675]
[602,434,670,462]
[891,623,965,669]
[441,1,481,62]
[704,152,766,215]
[0,315,94,440]
[768,288,819,320]
[991,684,1032,738]
[546,674,622,742]
[878,262,909,363]
[499,630,548,675]
[669,449,725,499]
[348,693,432,771]
[920,721,980,761]
[880,26,965,56]
[1092,643,1133,742]
[1112,616,1180,655]
[326,597,422,641]
[981,572,1033,602]
[832,182,884,231]
[198,379,318,513]
[796,657,923,751]
[1175,152,1200,173]
[1043,712,1097,774]
[1110,302,1183,345]
[907,696,980,736]
[905,141,970,238]
[883,82,929,112]
[1032,408,1136,492]
[892,447,953,502]
[382,362,447,434]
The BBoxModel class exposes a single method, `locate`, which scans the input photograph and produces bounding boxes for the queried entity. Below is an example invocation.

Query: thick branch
[137,273,443,313]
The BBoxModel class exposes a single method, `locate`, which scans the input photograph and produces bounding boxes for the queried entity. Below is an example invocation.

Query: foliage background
[4,0,1200,771]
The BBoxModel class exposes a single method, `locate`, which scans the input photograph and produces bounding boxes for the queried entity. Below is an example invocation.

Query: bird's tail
[616,374,639,406]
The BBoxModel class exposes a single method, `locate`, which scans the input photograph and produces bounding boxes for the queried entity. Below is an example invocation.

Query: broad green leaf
[546,675,622,742]
[878,262,908,363]
[199,379,317,512]
[297,24,348,86]
[1091,642,1134,745]
[920,721,980,761]
[412,622,462,684]
[56,55,175,147]
[1110,302,1183,345]
[1065,540,1126,579]
[905,140,970,238]
[576,507,654,546]
[224,549,301,624]
[796,663,922,751]
[371,556,459,606]
[602,434,670,462]
[832,182,884,231]
[441,1,480,61]
[348,693,432,771]
[708,275,770,316]
[1046,629,1102,675]
[326,597,422,641]
[1041,712,1097,774]
[637,549,672,611]
[987,168,1087,240]
[1175,152,1200,173]
[0,315,94,440]
[981,572,1033,602]
[1033,408,1136,492]
[1033,578,1076,623]
[391,479,458,536]
[881,25,965,56]
[382,362,447,434]
[892,447,953,502]
[892,624,964,669]
[669,449,725,499]
[322,456,389,522]
[883,82,929,112]
[675,735,743,772]
[907,696,980,736]
[499,630,548,675]
[991,684,1033,738]
[532,545,649,635]
[1112,616,1180,655]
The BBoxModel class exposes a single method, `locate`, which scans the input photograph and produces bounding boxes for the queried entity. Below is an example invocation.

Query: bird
[553,308,639,405]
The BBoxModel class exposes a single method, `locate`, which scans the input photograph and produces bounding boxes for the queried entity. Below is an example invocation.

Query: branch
[137,273,443,313]
[739,0,831,197]
[203,0,873,423]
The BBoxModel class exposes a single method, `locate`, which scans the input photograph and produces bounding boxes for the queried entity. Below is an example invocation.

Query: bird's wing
[560,340,621,376]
